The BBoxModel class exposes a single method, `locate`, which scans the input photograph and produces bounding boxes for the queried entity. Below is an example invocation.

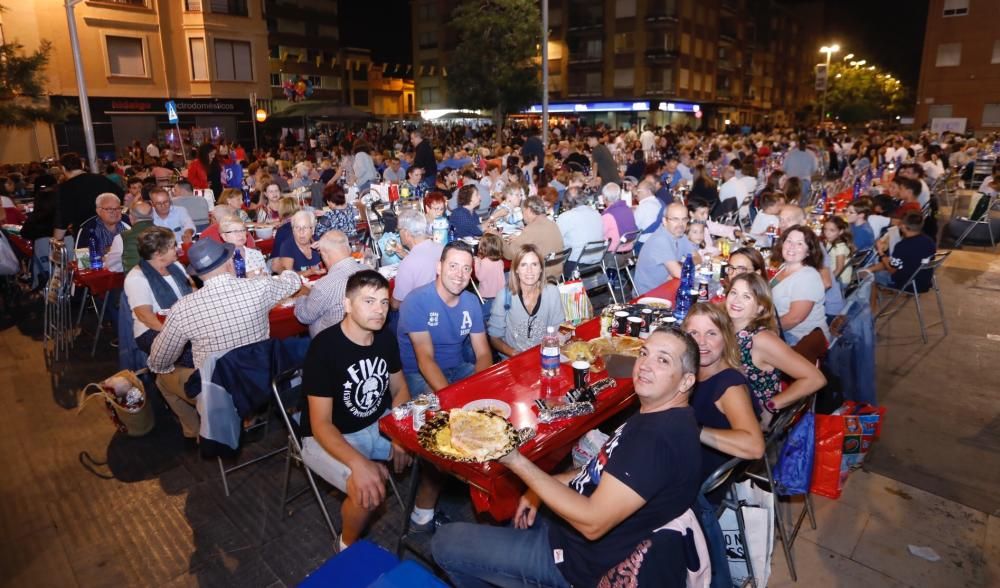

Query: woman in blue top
[682,302,765,486]
[274,210,323,276]
[449,184,485,239]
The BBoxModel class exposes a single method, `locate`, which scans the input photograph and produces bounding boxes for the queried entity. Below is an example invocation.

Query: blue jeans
[696,494,733,588]
[404,362,476,396]
[432,519,571,588]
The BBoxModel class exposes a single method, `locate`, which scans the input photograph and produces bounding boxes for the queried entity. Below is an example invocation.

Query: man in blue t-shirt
[633,202,698,295]
[397,241,492,395]
[433,328,707,587]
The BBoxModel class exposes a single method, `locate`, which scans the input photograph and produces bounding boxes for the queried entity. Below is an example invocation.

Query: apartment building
[411,0,820,129]
[915,0,1000,132]
[1,0,271,162]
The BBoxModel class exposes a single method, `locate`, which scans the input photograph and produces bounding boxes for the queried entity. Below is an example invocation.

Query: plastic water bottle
[233,249,246,278]
[540,326,561,379]
[432,215,450,244]
[88,236,103,270]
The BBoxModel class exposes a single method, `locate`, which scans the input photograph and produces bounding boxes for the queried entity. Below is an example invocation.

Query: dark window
[354,67,368,81]
[210,0,247,16]
[353,89,369,106]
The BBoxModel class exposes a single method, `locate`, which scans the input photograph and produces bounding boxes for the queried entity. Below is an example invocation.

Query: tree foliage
[447,0,541,127]
[819,62,909,124]
[0,4,71,128]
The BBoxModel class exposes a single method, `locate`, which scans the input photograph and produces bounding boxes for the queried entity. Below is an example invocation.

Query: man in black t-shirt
[433,328,707,587]
[52,152,124,244]
[863,211,937,292]
[300,270,435,552]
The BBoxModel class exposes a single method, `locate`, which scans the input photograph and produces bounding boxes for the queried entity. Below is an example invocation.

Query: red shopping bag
[810,402,886,499]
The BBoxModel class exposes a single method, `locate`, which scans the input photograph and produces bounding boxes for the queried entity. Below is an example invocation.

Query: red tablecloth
[379,279,679,521]
[256,237,275,256]
[2,228,32,257]
[266,275,393,339]
[73,268,125,296]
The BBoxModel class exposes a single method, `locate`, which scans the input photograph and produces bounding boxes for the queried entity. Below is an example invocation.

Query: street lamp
[819,44,840,123]
[65,0,98,172]
[843,53,855,61]
[256,109,268,123]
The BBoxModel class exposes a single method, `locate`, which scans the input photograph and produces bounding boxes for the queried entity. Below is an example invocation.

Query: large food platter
[417,409,520,463]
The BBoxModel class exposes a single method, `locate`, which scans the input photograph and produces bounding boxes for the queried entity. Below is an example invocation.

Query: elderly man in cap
[148,238,302,440]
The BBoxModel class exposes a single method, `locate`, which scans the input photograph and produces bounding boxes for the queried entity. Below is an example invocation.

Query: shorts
[404,362,476,396]
[301,415,392,494]
[873,270,894,288]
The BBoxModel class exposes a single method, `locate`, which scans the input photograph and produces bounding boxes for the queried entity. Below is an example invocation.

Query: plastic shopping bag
[558,280,594,325]
[773,411,815,496]
[811,401,886,499]
[718,480,774,588]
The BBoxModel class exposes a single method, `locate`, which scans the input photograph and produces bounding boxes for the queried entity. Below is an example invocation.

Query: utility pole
[65,0,98,172]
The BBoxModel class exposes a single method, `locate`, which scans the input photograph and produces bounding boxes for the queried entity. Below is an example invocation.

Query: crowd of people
[2,118,993,586]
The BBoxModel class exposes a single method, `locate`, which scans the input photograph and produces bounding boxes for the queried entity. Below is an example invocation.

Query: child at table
[822,216,854,288]
[474,233,505,324]
[686,220,718,257]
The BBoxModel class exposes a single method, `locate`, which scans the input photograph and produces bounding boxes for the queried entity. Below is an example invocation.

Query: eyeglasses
[99,207,123,213]
[221,229,245,235]
[292,225,313,232]
[666,216,689,223]
[727,265,754,275]
[152,200,171,207]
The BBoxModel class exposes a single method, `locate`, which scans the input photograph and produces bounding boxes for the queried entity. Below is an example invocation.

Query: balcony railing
[92,0,150,7]
[645,48,678,62]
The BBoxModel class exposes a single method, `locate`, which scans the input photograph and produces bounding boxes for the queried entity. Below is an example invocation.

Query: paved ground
[0,246,997,587]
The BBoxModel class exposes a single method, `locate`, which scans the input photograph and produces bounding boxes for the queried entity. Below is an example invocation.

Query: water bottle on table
[540,326,561,379]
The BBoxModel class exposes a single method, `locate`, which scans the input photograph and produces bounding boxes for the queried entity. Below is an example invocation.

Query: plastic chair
[544,247,572,284]
[571,239,617,304]
[875,251,950,343]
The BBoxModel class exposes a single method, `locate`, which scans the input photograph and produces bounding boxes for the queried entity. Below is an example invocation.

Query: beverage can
[411,398,430,430]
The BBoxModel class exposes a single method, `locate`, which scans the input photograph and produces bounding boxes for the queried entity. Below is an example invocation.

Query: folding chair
[605,230,639,302]
[743,398,817,582]
[875,251,950,343]
[841,247,874,296]
[699,457,756,587]
[953,192,998,250]
[544,247,572,284]
[43,240,75,363]
[571,239,617,305]
[272,368,338,542]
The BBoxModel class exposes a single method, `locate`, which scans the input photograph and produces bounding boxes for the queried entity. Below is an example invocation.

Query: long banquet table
[379,279,680,522]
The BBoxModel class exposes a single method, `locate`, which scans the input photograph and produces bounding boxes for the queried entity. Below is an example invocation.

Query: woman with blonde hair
[725,273,826,416]
[487,244,565,357]
[682,302,765,485]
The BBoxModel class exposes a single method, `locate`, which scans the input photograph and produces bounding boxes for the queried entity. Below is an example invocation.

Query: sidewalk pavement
[769,470,997,587]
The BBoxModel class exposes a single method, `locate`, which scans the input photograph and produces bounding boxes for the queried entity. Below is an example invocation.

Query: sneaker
[409,510,451,534]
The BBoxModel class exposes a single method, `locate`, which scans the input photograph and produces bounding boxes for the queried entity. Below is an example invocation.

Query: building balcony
[90,0,152,8]
[645,49,678,63]
[717,59,735,71]
[645,12,679,27]
[264,0,336,20]
[568,54,603,66]
[567,87,602,98]
[645,84,676,97]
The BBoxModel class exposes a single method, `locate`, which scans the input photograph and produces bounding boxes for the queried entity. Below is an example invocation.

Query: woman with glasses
[218,217,266,277]
[273,210,323,276]
[487,244,565,357]
[422,191,448,227]
[769,225,829,344]
[724,247,767,283]
[725,273,825,420]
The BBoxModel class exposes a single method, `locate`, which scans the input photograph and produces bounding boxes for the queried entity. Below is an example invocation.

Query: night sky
[342,0,930,89]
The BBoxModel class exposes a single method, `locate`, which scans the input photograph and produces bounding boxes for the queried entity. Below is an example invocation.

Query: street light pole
[819,44,839,124]
[65,0,98,172]
[541,0,549,147]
